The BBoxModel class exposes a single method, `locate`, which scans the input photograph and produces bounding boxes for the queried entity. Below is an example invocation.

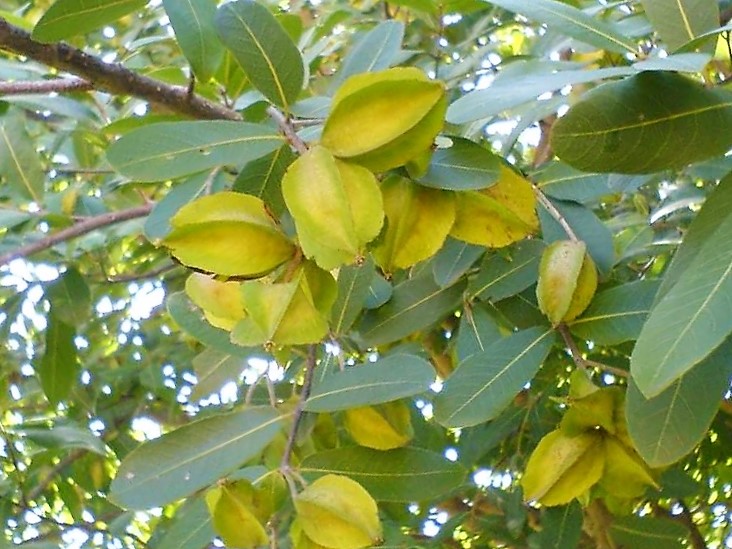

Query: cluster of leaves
[0,0,731,548]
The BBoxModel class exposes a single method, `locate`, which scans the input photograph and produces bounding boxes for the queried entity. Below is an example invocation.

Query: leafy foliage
[0,1,731,548]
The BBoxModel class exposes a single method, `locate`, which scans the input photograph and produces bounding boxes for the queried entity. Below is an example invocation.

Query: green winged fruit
[343,400,414,450]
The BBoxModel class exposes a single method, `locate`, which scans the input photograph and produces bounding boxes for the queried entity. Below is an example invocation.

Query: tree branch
[0,18,240,121]
[533,184,579,242]
[280,345,317,471]
[0,203,153,267]
[266,106,308,154]
[0,77,94,95]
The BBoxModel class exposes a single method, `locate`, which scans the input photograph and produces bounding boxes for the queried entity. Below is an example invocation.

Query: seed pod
[343,401,414,450]
[185,273,245,330]
[536,240,598,325]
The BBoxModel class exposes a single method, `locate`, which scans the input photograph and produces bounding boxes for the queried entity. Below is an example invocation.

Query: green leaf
[469,240,545,302]
[156,497,215,549]
[38,310,78,406]
[215,0,304,109]
[432,238,484,288]
[0,208,31,229]
[163,0,224,81]
[233,145,295,218]
[167,292,250,357]
[434,327,554,428]
[110,407,282,510]
[0,112,44,202]
[144,175,208,242]
[106,121,284,182]
[609,516,686,549]
[534,162,612,204]
[46,268,91,326]
[627,337,732,466]
[631,187,732,396]
[551,72,732,174]
[357,271,466,347]
[447,64,634,124]
[32,0,147,42]
[17,423,107,455]
[455,305,503,362]
[487,0,636,53]
[640,0,719,52]
[335,20,405,84]
[539,503,582,549]
[190,349,247,401]
[417,137,503,191]
[305,354,435,412]
[300,447,466,502]
[331,258,376,335]
[569,280,660,345]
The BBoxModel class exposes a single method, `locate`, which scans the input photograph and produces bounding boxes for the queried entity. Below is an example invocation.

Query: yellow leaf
[185,273,245,330]
[599,437,658,499]
[290,518,331,549]
[343,401,414,450]
[372,175,456,272]
[295,474,383,549]
[450,166,538,247]
[207,483,269,549]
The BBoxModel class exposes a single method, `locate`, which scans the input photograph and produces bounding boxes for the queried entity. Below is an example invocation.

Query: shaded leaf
[156,497,215,549]
[0,113,44,202]
[417,137,503,191]
[331,258,376,335]
[640,0,719,51]
[46,268,91,326]
[539,503,582,549]
[610,516,685,549]
[32,0,146,42]
[432,238,484,288]
[233,145,295,218]
[455,305,503,362]
[38,310,78,406]
[533,162,612,204]
[469,239,545,302]
[144,175,207,241]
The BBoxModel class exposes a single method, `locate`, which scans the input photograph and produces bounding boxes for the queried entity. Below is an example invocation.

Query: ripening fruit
[343,401,414,450]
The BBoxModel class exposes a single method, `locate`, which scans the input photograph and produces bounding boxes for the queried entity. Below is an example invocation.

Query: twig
[266,106,308,155]
[280,345,317,471]
[0,203,153,267]
[533,184,579,242]
[0,18,240,121]
[583,359,629,379]
[584,499,617,549]
[0,77,93,95]
[26,449,85,502]
[557,325,629,378]
[50,167,115,176]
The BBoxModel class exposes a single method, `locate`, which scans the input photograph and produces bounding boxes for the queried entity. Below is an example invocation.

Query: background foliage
[0,0,731,548]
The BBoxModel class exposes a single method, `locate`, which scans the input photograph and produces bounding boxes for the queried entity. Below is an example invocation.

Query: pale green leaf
[144,175,208,242]
[610,516,686,549]
[46,268,91,326]
[331,258,376,335]
[300,447,466,502]
[417,137,503,191]
[190,349,248,401]
[215,0,304,109]
[305,354,435,412]
[32,0,147,42]
[0,113,44,202]
[551,72,732,174]
[110,407,282,509]
[539,503,583,549]
[640,0,719,51]
[38,310,78,406]
[156,497,215,549]
[107,121,284,182]
[335,20,405,84]
[434,328,555,428]
[469,240,545,302]
[432,238,484,288]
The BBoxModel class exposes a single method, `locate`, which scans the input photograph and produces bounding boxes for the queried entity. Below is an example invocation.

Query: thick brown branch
[0,204,153,267]
[0,18,240,121]
[0,77,93,95]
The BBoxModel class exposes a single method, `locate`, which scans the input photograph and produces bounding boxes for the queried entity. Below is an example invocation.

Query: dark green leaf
[469,240,545,301]
[627,337,732,466]
[215,0,304,109]
[233,145,295,218]
[609,516,686,549]
[300,447,466,502]
[155,497,215,549]
[0,113,44,202]
[418,138,503,191]
[107,121,284,182]
[335,20,405,84]
[0,208,31,229]
[305,354,435,412]
[539,503,582,549]
[110,407,282,509]
[434,328,554,428]
[38,310,78,406]
[552,72,732,174]
[18,424,106,455]
[46,268,91,326]
[163,0,224,81]
[432,238,484,288]
[32,0,147,42]
[640,0,719,51]
[364,272,392,309]
[455,304,503,362]
[533,162,612,204]
[358,272,465,347]
[569,280,660,345]
[331,258,375,335]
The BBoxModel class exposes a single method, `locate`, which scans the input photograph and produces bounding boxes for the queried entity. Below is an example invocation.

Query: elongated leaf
[447,65,634,124]
[300,447,466,502]
[434,328,554,428]
[331,258,376,335]
[233,145,295,218]
[110,407,282,509]
[215,0,304,109]
[631,194,732,396]
[46,268,91,326]
[32,0,147,42]
[163,0,224,81]
[418,137,503,191]
[569,280,660,345]
[627,337,732,466]
[432,238,484,288]
[357,272,466,347]
[539,503,582,549]
[489,0,636,53]
[640,0,719,51]
[191,349,247,401]
[39,310,78,406]
[305,354,434,412]
[107,121,284,182]
[167,292,250,357]
[335,20,405,84]
[455,305,503,362]
[144,175,208,242]
[18,423,106,455]
[534,162,612,204]
[610,516,685,549]
[156,497,215,549]
[469,240,545,302]
[0,113,44,202]
[552,72,732,174]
